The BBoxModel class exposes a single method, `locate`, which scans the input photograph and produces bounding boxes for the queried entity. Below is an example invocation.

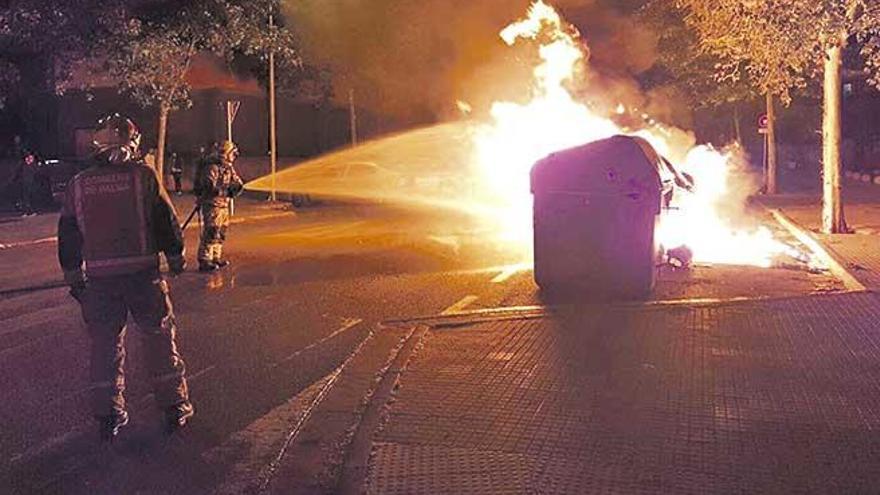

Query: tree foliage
[0,1,116,106]
[105,0,300,113]
[640,0,752,109]
[99,0,300,175]
[0,58,20,109]
[674,0,880,231]
[675,0,880,101]
[851,3,880,87]
[673,0,808,103]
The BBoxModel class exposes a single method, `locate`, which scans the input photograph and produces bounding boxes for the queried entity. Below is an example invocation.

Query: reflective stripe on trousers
[198,205,229,263]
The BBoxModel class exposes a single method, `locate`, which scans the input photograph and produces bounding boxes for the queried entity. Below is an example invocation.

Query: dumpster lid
[530,135,669,197]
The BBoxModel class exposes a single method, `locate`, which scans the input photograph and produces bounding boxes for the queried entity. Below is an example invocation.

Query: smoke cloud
[282,0,666,126]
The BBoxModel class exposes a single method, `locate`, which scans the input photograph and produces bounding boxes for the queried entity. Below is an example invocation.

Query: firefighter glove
[64,268,87,303]
[68,283,86,303]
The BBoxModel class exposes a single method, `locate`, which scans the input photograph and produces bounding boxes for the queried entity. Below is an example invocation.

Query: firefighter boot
[164,401,195,434]
[212,244,230,269]
[97,410,129,442]
[198,261,219,272]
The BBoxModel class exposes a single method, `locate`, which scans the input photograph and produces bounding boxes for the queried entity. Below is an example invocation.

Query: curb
[337,325,430,494]
[254,323,426,494]
[769,208,867,292]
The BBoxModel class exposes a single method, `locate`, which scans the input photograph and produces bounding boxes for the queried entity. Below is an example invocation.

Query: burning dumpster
[530,135,671,298]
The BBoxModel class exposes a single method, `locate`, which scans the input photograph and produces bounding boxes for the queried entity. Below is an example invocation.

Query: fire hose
[181,204,201,230]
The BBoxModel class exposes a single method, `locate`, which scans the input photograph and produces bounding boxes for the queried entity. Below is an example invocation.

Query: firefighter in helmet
[194,140,243,272]
[57,114,194,441]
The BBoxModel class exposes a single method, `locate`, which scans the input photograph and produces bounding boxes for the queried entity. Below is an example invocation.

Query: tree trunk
[765,92,778,194]
[822,41,845,233]
[156,102,169,185]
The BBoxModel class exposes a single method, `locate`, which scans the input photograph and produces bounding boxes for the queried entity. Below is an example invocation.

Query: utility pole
[349,88,358,147]
[268,14,278,202]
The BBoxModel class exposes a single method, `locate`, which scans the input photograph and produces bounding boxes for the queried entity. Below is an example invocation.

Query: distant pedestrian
[194,140,243,272]
[192,146,210,197]
[12,134,23,157]
[18,150,38,216]
[170,152,184,195]
[58,114,194,441]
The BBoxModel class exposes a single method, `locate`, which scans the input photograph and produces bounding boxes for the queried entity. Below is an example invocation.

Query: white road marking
[0,212,295,249]
[491,263,531,283]
[394,290,865,326]
[769,209,867,292]
[441,295,479,315]
[271,318,364,369]
[8,427,87,465]
[427,235,461,254]
[0,236,58,250]
[12,363,220,465]
[267,221,367,240]
[188,364,218,382]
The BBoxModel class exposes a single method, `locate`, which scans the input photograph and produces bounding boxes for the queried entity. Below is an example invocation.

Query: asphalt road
[0,198,842,494]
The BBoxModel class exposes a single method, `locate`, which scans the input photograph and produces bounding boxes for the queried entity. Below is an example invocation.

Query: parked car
[36,158,88,205]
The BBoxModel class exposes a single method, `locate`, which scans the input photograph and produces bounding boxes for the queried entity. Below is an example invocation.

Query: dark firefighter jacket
[195,160,243,209]
[58,159,184,278]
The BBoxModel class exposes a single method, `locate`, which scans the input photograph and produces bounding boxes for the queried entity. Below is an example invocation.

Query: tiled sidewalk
[365,293,880,493]
[819,234,880,289]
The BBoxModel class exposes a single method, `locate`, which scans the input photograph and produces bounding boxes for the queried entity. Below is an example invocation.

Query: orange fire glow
[473,0,788,267]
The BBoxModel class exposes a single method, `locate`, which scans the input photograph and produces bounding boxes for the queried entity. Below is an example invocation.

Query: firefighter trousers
[79,270,189,417]
[198,204,229,264]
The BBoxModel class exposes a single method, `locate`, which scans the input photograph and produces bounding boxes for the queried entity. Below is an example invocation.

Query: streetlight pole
[269,14,278,202]
[349,88,358,147]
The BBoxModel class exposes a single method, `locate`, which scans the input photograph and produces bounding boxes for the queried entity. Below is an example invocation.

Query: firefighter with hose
[193,140,244,272]
[57,114,194,441]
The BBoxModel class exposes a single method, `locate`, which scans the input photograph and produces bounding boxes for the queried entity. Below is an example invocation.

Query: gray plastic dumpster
[530,135,670,298]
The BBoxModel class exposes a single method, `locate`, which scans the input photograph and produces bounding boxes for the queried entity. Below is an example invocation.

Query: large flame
[473,0,786,267]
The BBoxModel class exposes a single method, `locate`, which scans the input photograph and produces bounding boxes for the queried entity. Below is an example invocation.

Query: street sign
[758,113,768,128]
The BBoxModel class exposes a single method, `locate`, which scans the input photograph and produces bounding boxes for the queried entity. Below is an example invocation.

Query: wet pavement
[1,200,526,494]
